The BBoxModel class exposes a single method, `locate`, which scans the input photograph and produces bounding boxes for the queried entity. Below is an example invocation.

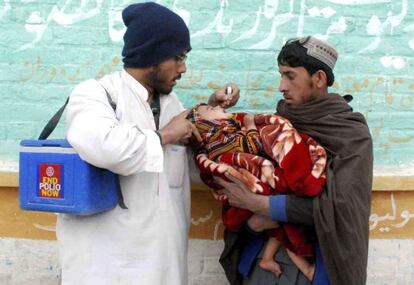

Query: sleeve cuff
[269,195,288,222]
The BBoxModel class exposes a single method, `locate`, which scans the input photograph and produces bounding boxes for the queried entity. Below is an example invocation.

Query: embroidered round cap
[298,36,338,70]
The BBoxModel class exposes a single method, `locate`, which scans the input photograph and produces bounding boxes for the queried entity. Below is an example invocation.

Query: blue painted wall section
[0,0,413,168]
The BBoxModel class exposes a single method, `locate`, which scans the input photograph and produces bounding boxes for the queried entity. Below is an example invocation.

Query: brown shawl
[277,93,373,285]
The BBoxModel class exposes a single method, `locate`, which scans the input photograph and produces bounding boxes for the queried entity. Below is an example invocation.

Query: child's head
[187,103,233,147]
[188,103,230,122]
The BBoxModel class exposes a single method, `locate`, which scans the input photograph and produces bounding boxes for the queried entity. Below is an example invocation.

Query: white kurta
[57,70,191,285]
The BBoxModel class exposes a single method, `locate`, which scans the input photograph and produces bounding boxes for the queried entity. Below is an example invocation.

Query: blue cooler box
[19,139,118,215]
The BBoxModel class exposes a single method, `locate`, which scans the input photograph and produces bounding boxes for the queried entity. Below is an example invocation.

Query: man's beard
[147,66,174,95]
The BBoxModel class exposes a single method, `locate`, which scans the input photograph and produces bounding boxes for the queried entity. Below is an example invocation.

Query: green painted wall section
[0,0,413,168]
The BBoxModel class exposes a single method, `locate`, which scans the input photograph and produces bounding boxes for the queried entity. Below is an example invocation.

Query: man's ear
[148,64,158,72]
[313,70,328,88]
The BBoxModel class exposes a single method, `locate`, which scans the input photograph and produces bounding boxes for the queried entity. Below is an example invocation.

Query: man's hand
[208,83,240,108]
[159,110,201,145]
[215,172,270,216]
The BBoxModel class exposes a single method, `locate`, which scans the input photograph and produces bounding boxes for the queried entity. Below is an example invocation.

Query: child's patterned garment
[192,112,327,257]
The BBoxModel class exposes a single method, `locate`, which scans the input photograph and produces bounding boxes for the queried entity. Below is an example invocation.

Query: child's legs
[262,237,280,261]
[259,237,282,276]
[286,249,315,281]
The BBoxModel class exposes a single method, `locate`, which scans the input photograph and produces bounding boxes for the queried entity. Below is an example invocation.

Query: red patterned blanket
[194,113,327,256]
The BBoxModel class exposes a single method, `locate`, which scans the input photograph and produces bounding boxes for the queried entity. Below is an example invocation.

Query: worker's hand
[178,123,202,145]
[208,83,240,108]
[159,110,195,145]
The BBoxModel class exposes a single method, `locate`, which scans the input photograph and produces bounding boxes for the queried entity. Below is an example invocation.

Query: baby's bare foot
[259,259,282,277]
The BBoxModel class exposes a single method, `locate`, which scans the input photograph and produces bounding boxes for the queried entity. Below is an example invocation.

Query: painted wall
[2,186,414,284]
[0,0,413,172]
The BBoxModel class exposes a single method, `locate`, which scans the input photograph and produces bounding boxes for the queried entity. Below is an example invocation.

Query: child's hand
[247,214,279,232]
[243,114,257,130]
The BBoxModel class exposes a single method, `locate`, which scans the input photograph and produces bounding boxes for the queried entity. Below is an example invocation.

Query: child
[188,103,327,280]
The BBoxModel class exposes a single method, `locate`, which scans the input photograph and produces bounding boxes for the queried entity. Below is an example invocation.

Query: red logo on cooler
[38,164,63,198]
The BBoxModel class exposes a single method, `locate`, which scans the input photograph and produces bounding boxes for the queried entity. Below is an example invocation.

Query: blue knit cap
[122,2,191,68]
